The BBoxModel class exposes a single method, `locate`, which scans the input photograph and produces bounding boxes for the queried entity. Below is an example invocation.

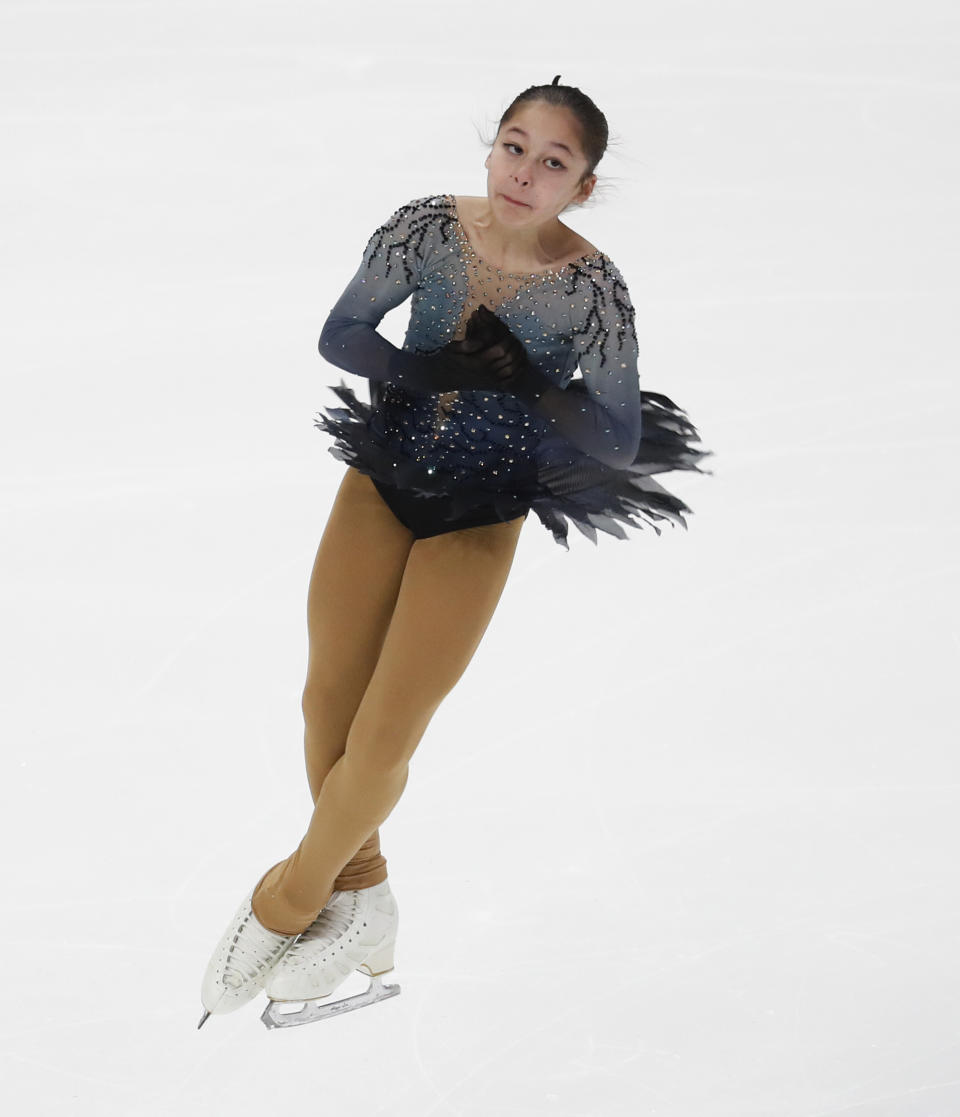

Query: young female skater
[199,76,710,1030]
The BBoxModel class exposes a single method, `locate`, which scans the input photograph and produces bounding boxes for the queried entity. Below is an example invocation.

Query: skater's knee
[301,677,367,747]
[301,676,341,721]
[339,739,411,788]
[344,707,434,773]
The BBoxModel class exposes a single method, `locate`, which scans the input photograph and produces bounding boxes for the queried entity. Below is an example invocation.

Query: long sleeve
[319,197,643,468]
[510,263,644,469]
[318,198,468,393]
[312,203,709,548]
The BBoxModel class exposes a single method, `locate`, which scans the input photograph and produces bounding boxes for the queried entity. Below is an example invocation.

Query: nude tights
[249,466,525,936]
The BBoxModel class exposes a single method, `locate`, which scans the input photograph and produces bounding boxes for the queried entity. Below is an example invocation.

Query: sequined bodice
[315,194,713,548]
[433,196,604,428]
[320,193,643,489]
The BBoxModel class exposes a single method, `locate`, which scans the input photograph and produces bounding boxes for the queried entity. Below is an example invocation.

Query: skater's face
[484,101,596,223]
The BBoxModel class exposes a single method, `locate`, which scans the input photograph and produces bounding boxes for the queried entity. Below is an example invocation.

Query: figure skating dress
[315,194,712,548]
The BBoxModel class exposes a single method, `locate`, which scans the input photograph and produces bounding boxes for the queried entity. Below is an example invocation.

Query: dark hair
[482,76,612,207]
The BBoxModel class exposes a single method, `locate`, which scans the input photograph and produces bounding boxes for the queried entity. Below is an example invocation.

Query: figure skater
[199,76,711,1030]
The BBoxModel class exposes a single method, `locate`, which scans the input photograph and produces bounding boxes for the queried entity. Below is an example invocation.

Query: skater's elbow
[597,418,642,469]
[318,314,350,365]
[318,314,336,357]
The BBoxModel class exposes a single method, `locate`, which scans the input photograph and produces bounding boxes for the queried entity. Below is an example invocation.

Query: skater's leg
[252,511,526,934]
[292,466,416,901]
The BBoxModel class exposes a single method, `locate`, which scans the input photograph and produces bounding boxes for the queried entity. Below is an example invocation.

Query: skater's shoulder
[374,193,457,225]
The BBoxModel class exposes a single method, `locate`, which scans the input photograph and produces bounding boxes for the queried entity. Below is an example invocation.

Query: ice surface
[2,1,958,1115]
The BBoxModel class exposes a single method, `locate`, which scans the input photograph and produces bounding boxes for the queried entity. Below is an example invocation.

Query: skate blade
[260,972,400,1030]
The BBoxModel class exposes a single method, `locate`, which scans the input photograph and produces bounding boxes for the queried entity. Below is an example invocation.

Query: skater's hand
[440,310,519,382]
[409,305,550,401]
[465,304,547,400]
[434,305,535,392]
[438,337,516,387]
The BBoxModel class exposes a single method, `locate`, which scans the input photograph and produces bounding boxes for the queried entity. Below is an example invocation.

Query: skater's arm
[318,197,508,393]
[461,269,644,469]
[532,260,643,469]
[320,310,504,393]
[510,370,642,470]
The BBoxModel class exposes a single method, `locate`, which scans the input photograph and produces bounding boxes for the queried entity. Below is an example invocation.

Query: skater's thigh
[345,514,526,764]
[304,467,415,702]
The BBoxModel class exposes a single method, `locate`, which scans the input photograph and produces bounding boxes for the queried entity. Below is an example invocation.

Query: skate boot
[198,873,306,1029]
[260,879,400,1029]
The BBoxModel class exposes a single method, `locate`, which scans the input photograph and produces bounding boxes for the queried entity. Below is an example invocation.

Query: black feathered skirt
[314,380,713,550]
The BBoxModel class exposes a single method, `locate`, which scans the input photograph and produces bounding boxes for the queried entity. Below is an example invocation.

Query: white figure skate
[260,879,400,1029]
[198,883,302,1029]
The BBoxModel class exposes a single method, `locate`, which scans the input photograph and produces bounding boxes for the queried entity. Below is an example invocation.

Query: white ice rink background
[1,1,958,1114]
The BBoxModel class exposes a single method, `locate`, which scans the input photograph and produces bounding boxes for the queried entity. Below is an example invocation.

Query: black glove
[459,304,551,403]
[434,324,517,389]
[392,305,552,401]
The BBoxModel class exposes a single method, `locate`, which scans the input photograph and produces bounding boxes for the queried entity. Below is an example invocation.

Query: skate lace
[302,902,353,943]
[289,895,357,955]
[222,928,289,989]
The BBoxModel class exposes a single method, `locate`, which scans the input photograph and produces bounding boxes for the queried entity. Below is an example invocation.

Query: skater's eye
[502,142,565,171]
